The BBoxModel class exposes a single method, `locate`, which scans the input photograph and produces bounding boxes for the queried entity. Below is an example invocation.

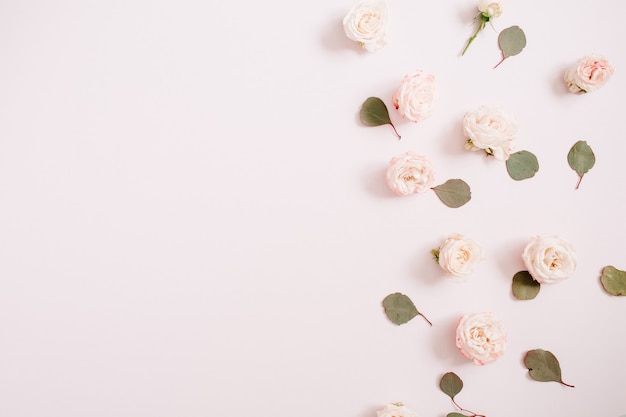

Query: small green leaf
[567,140,596,189]
[512,270,541,300]
[440,372,463,400]
[506,150,539,180]
[432,179,471,208]
[446,413,467,417]
[524,349,574,387]
[600,265,626,296]
[359,97,401,139]
[495,25,527,68]
[382,293,432,326]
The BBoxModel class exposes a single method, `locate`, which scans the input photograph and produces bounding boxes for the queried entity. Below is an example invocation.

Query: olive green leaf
[440,372,463,400]
[524,349,574,387]
[506,150,539,180]
[432,179,471,208]
[495,25,527,68]
[382,293,432,326]
[359,97,401,139]
[600,265,626,296]
[512,270,541,300]
[567,140,595,189]
[440,373,483,416]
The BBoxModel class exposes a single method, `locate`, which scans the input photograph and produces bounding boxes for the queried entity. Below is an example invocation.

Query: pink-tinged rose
[392,70,438,123]
[564,55,614,93]
[522,235,576,284]
[436,234,484,277]
[386,151,435,196]
[478,0,503,18]
[456,312,506,365]
[463,105,519,161]
[377,403,419,417]
[342,0,390,52]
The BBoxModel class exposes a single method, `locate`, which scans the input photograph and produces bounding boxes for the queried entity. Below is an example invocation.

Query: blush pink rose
[436,234,484,277]
[342,0,390,52]
[456,312,506,365]
[522,235,576,284]
[564,55,614,93]
[386,151,435,196]
[392,70,438,123]
[463,105,518,161]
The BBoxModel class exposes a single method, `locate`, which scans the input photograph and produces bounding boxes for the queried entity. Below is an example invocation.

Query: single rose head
[386,151,435,196]
[392,70,438,123]
[564,55,614,93]
[376,403,419,417]
[522,235,577,284]
[456,311,506,365]
[436,234,485,277]
[342,0,390,52]
[478,0,503,18]
[463,105,519,161]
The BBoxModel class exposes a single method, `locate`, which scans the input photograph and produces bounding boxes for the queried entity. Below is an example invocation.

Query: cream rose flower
[463,105,519,161]
[564,55,614,93]
[456,312,506,366]
[478,0,503,18]
[386,151,435,196]
[522,235,577,284]
[435,234,484,277]
[392,70,438,123]
[377,403,419,417]
[342,0,390,52]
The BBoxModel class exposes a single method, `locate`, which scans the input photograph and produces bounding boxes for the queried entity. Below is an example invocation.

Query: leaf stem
[575,175,583,190]
[493,56,505,69]
[560,380,575,388]
[389,122,401,140]
[451,398,485,417]
[461,15,488,56]
[419,313,433,327]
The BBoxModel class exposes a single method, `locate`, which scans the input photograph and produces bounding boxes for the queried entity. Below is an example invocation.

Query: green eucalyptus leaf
[432,179,471,208]
[506,150,539,180]
[447,413,467,417]
[512,270,541,300]
[439,372,463,399]
[567,140,595,189]
[495,25,527,68]
[359,97,401,139]
[524,349,574,387]
[382,293,432,326]
[600,265,626,296]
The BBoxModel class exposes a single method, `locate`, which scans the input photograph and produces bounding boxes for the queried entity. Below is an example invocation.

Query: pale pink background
[0,1,625,416]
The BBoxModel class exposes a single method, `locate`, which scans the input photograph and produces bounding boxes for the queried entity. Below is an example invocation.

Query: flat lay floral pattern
[341,0,621,415]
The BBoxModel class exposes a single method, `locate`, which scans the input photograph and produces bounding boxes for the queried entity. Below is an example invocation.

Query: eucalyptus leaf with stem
[567,140,595,189]
[494,26,527,68]
[359,97,401,139]
[524,349,574,388]
[439,372,486,417]
[382,293,432,326]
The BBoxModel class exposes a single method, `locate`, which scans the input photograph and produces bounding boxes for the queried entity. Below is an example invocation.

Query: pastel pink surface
[0,1,624,417]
